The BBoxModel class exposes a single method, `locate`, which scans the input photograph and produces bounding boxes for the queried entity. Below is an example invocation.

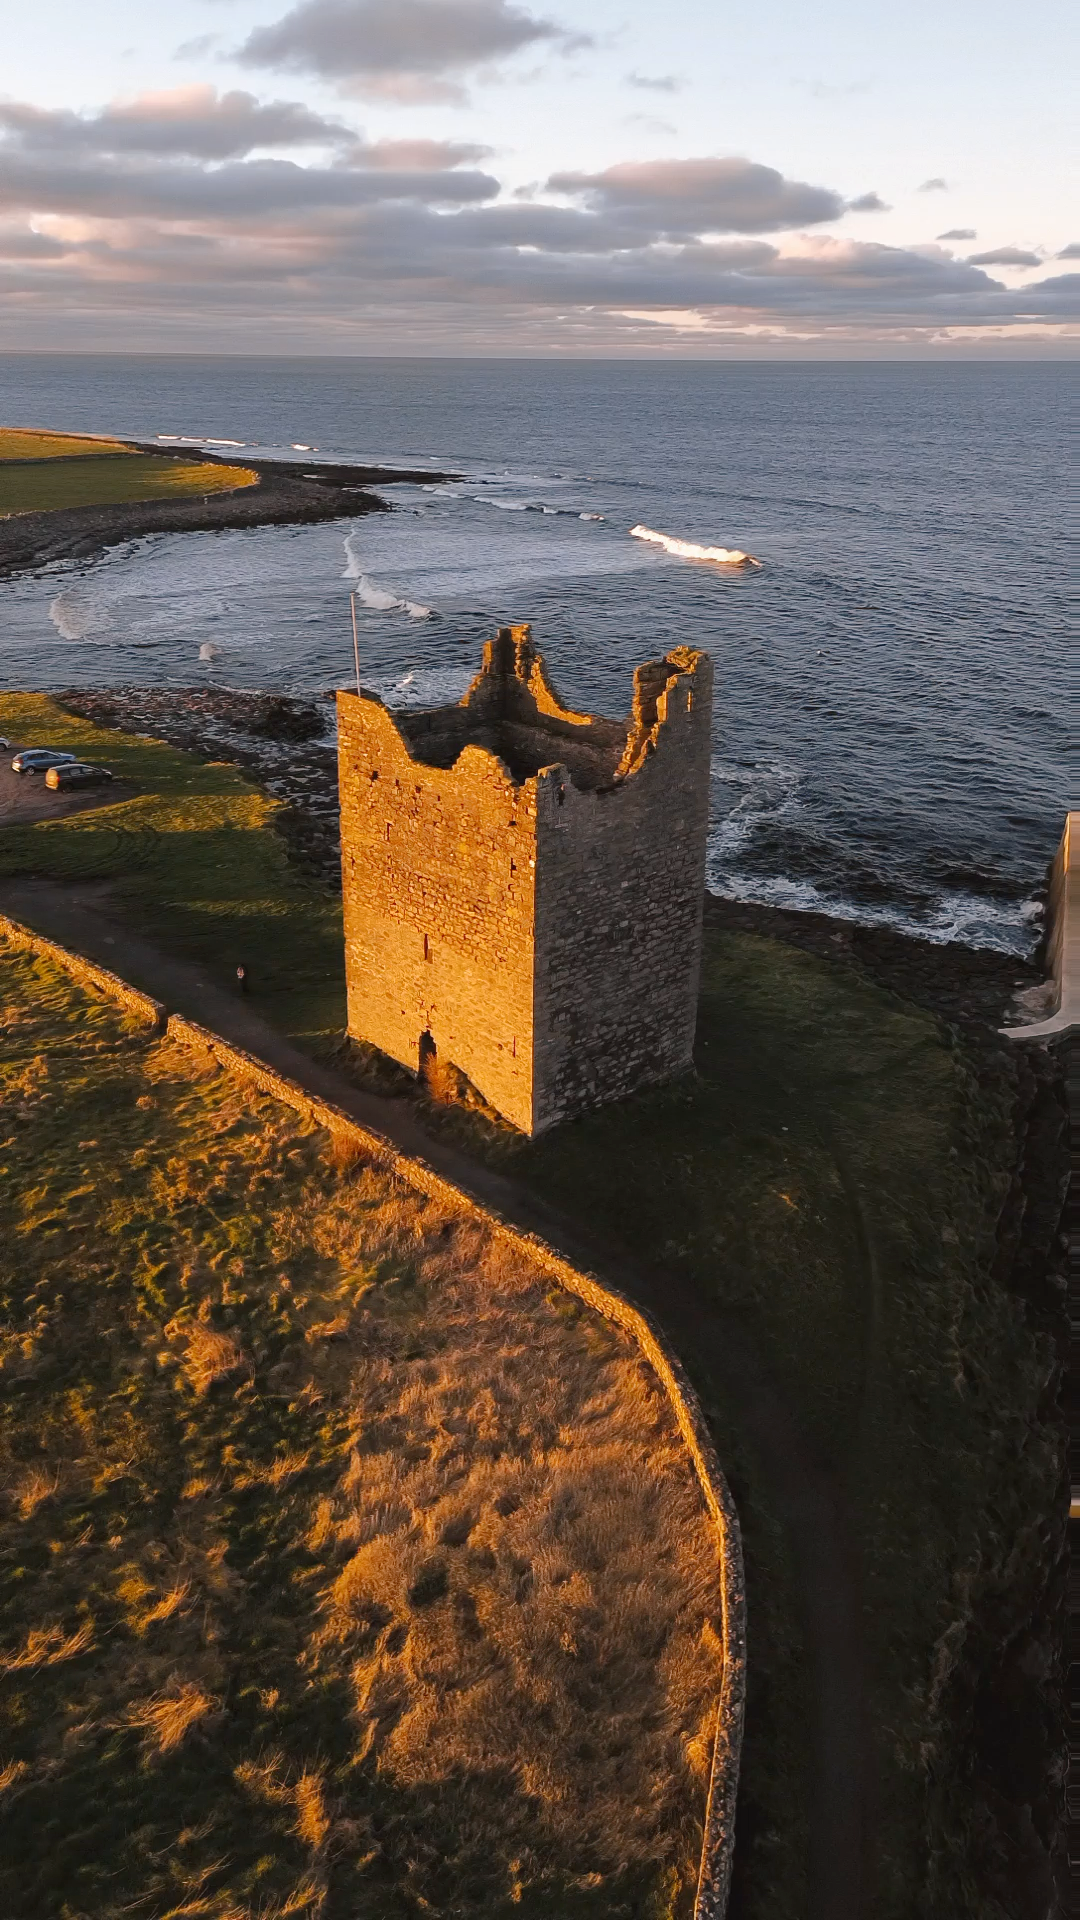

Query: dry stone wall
[0,912,165,1028]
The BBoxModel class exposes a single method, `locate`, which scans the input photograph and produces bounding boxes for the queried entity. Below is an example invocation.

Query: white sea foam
[206,438,245,447]
[48,591,108,642]
[198,642,218,661]
[580,512,604,521]
[374,666,473,709]
[710,757,804,852]
[631,524,761,567]
[706,864,1038,956]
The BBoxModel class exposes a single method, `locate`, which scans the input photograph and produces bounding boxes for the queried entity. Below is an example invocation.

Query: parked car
[0,737,10,753]
[44,761,114,791]
[11,748,78,775]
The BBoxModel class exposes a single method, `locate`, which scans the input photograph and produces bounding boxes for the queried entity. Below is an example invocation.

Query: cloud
[918,177,948,191]
[546,157,845,235]
[625,72,682,93]
[623,113,677,136]
[966,246,1041,267]
[357,137,494,168]
[1055,241,1080,258]
[0,93,1075,351]
[174,35,221,61]
[847,192,889,212]
[805,78,870,100]
[236,0,591,102]
[0,87,354,161]
[937,228,975,241]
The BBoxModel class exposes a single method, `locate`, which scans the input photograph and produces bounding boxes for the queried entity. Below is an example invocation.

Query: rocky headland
[0,445,454,580]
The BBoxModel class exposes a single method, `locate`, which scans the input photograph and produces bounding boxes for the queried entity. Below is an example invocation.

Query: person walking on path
[235,963,249,994]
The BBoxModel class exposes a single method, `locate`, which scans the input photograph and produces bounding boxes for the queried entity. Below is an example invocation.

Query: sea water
[0,356,1071,952]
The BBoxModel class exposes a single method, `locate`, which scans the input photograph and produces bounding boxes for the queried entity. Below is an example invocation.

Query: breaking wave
[631,525,761,567]
[342,533,432,618]
[355,575,433,619]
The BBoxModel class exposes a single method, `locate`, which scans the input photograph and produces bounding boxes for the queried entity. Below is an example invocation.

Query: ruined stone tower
[337,625,713,1135]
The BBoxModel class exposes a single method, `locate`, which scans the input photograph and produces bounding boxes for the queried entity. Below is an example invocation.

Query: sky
[2,0,1077,355]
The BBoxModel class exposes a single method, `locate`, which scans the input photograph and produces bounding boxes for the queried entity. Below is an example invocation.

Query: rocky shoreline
[0,447,453,581]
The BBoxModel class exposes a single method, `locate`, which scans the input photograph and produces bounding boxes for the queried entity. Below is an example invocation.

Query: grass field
[0,694,344,1047]
[0,942,724,1920]
[0,428,135,460]
[0,696,1059,1917]
[0,454,258,516]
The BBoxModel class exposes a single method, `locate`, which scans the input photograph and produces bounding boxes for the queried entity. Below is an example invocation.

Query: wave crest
[342,534,433,618]
[631,525,761,567]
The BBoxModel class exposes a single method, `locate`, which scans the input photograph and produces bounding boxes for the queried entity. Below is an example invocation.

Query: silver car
[11,749,78,775]
[45,762,114,791]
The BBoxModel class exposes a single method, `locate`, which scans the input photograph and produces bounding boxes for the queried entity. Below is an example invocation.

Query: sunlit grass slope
[0,942,723,1920]
[0,693,343,1046]
[0,454,258,516]
[0,429,135,459]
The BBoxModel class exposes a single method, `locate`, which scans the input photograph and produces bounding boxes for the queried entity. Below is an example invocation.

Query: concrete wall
[338,628,713,1135]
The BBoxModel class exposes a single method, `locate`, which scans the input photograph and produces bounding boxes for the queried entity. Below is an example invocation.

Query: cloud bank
[0,88,1075,352]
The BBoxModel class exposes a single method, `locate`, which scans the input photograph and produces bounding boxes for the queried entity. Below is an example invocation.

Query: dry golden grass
[0,427,134,460]
[0,940,724,1919]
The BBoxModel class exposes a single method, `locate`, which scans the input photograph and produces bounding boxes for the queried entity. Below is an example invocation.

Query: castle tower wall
[531,650,713,1130]
[337,629,712,1135]
[336,693,539,1133]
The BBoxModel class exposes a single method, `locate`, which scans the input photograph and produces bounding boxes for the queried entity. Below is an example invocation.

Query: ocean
[0,355,1072,954]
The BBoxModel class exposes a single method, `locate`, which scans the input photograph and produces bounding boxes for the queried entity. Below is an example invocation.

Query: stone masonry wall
[337,629,713,1135]
[337,691,539,1133]
[532,650,713,1130]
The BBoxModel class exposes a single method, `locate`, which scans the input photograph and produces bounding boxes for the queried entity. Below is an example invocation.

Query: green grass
[0,455,258,516]
[0,944,723,1920]
[0,428,134,460]
[0,693,344,1047]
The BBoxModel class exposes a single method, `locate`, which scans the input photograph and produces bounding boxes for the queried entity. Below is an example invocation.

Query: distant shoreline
[0,440,455,582]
